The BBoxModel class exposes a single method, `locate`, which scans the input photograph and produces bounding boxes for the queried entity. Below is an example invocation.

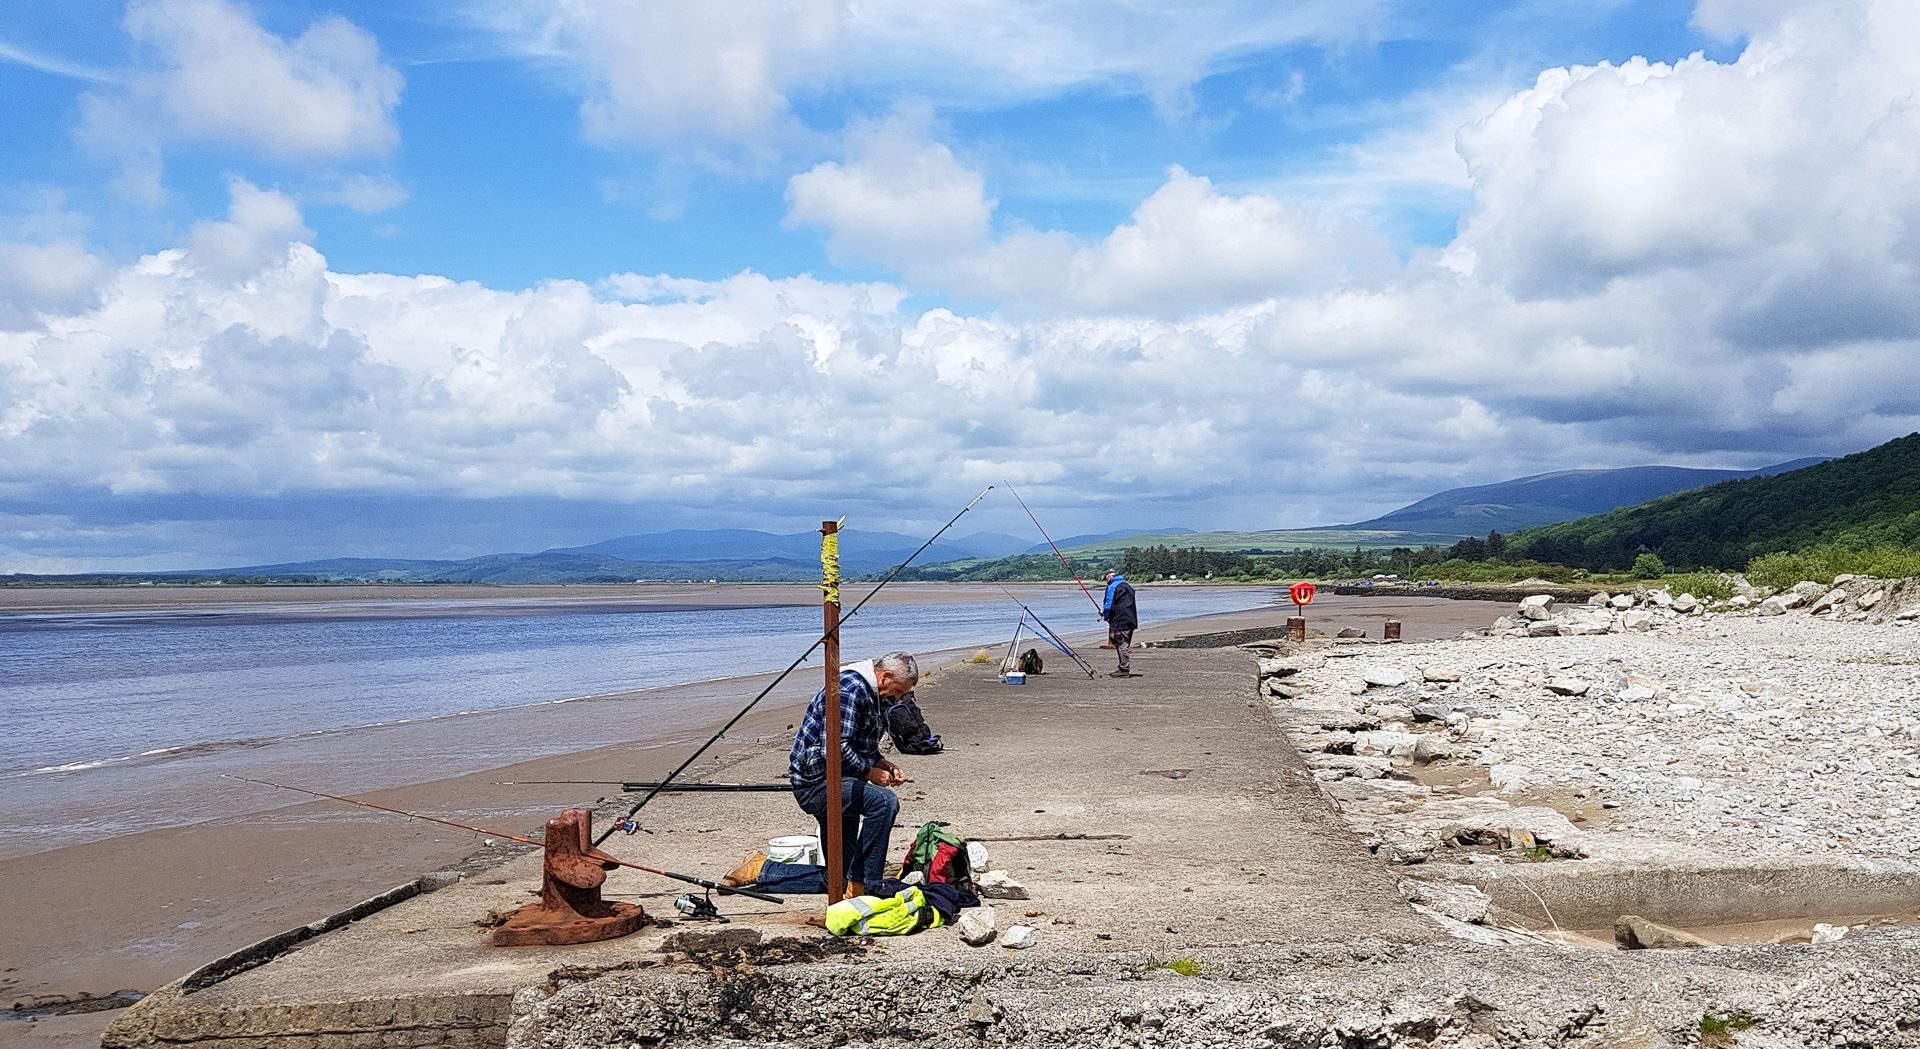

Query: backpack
[1018,648,1044,675]
[883,692,943,754]
[899,821,974,893]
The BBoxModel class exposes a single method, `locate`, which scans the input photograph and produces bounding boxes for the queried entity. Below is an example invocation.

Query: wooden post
[821,520,845,903]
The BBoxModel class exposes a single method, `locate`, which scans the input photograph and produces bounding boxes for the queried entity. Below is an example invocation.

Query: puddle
[1544,913,1920,948]
[1450,861,1920,949]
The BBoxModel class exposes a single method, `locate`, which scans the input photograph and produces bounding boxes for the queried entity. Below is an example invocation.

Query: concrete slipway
[105,643,1920,1049]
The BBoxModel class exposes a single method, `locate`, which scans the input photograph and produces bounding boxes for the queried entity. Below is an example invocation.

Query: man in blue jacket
[1101,571,1139,678]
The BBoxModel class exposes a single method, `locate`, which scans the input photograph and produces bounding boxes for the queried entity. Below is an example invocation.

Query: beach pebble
[1001,925,1036,949]
[977,870,1030,900]
[958,906,997,946]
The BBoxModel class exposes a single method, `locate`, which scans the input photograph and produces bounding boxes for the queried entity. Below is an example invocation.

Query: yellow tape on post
[820,517,844,604]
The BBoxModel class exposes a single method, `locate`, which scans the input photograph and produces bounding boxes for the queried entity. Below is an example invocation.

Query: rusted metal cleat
[491,808,649,947]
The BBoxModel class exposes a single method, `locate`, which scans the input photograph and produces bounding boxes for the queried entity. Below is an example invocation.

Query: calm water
[0,588,1276,781]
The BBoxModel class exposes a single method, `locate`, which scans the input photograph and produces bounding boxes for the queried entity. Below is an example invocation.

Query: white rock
[1398,879,1491,924]
[1810,589,1848,615]
[1610,593,1635,610]
[1526,620,1562,637]
[967,841,992,872]
[1647,589,1673,608]
[1519,595,1556,621]
[1857,590,1886,610]
[1758,595,1794,615]
[1671,593,1699,614]
[976,870,1030,900]
[1546,677,1591,696]
[1811,922,1850,944]
[1420,666,1463,683]
[957,906,997,946]
[1489,764,1535,792]
[1362,667,1410,688]
[1491,615,1521,632]
[1729,595,1752,609]
[1791,581,1828,599]
[1622,611,1655,631]
[1001,924,1036,949]
[1618,685,1656,703]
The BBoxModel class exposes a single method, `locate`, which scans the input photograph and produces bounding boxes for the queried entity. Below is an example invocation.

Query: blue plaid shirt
[788,669,885,789]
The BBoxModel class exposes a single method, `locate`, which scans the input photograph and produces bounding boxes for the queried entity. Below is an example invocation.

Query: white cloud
[74,0,402,200]
[477,0,1386,149]
[124,0,403,160]
[10,0,1920,570]
[0,241,105,330]
[784,108,995,269]
[785,120,1393,316]
[313,173,410,214]
[185,179,313,279]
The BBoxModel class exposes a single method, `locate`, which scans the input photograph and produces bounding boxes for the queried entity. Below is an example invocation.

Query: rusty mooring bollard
[1287,616,1306,642]
[1384,620,1401,641]
[491,808,649,947]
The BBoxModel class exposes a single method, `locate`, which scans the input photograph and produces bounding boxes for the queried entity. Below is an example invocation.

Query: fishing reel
[673,890,728,923]
[614,817,652,835]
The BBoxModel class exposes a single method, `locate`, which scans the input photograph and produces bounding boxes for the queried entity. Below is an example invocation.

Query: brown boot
[847,881,865,898]
[721,851,767,887]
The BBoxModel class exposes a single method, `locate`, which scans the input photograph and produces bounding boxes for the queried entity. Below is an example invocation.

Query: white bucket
[768,834,820,865]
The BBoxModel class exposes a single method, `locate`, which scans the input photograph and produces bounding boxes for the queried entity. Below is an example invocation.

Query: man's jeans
[752,778,899,894]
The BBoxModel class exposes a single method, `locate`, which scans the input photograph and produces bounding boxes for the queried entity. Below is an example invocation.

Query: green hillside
[1513,433,1920,571]
[894,528,1462,581]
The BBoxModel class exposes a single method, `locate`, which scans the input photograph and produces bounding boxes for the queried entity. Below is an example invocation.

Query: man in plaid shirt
[725,651,917,895]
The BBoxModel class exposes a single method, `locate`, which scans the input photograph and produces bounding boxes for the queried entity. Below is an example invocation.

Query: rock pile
[1257,581,1920,869]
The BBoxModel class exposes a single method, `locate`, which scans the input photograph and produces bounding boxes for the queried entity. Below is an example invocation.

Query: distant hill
[25,527,1041,585]
[1513,434,1919,570]
[1022,527,1193,554]
[1330,458,1828,536]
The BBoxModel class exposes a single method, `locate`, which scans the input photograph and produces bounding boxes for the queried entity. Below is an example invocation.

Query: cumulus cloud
[185,179,313,279]
[0,241,105,330]
[785,119,1392,316]
[313,173,409,214]
[75,0,402,199]
[784,108,995,269]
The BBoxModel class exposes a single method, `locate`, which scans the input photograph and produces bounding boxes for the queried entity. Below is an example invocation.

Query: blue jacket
[1102,575,1138,631]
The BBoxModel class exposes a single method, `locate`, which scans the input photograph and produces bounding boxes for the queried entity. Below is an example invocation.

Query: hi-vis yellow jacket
[824,886,947,936]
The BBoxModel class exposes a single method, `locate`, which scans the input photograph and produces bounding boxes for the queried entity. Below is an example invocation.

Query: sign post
[821,520,845,903]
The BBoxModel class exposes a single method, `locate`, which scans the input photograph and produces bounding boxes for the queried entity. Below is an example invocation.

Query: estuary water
[0,585,1278,855]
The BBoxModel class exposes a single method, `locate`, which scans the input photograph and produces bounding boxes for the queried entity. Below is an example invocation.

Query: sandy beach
[0,584,1504,1049]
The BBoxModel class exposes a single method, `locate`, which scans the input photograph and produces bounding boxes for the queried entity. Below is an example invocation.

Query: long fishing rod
[1004,483,1102,613]
[595,485,996,845]
[221,773,783,904]
[493,780,789,793]
[994,583,1098,678]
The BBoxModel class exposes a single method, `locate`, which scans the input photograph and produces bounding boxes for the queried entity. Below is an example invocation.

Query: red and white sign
[1289,581,1317,606]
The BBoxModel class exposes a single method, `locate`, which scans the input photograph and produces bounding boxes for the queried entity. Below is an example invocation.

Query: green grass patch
[1746,545,1920,590]
[1699,1012,1756,1046]
[1158,957,1204,977]
[1661,571,1738,601]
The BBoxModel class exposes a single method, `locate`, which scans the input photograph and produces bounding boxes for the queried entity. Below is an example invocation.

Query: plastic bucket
[768,834,820,865]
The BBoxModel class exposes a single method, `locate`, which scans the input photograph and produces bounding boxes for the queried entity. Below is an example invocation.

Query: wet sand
[0,586,1504,1049]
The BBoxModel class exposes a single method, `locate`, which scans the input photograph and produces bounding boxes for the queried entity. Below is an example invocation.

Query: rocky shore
[1261,574,1920,949]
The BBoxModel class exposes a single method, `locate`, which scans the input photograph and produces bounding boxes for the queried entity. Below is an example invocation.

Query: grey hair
[874,651,920,683]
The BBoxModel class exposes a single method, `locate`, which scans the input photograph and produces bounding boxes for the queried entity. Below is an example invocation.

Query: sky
[2,0,1918,572]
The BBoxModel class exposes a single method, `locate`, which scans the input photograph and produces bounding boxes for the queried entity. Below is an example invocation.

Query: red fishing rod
[221,773,782,904]
[1005,482,1103,613]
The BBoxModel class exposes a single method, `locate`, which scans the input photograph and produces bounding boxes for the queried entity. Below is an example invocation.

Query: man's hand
[868,760,908,787]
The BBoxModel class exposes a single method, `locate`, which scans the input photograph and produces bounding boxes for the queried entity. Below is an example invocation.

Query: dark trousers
[755,778,899,892]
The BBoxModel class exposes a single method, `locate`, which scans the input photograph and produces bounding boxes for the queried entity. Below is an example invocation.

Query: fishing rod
[493,779,789,793]
[994,583,1098,678]
[221,773,783,904]
[1004,483,1103,613]
[595,485,996,845]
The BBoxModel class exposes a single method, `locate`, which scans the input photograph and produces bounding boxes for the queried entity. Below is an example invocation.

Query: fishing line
[221,773,782,904]
[1004,482,1103,613]
[994,584,1098,678]
[594,485,995,845]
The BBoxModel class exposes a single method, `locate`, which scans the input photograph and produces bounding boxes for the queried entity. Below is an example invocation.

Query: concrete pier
[105,645,1920,1049]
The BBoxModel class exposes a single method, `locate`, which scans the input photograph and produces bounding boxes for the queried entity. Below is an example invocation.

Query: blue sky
[1,0,1916,570]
